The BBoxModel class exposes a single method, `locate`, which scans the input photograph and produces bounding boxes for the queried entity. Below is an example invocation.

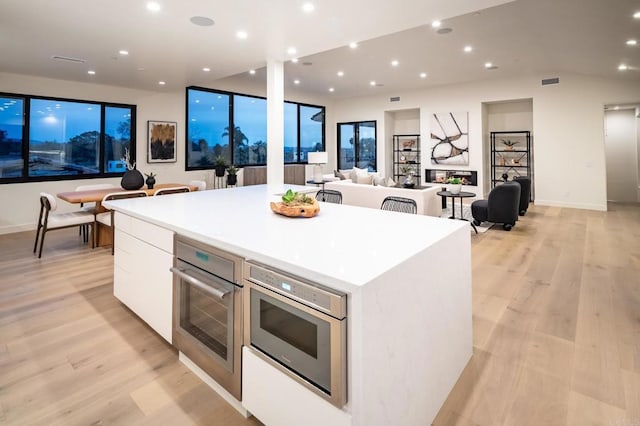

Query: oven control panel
[246,262,346,318]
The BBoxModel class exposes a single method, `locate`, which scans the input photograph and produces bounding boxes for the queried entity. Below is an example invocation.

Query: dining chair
[315,189,342,204]
[380,196,417,214]
[188,180,206,191]
[154,186,191,196]
[33,192,96,258]
[75,183,118,241]
[95,191,147,254]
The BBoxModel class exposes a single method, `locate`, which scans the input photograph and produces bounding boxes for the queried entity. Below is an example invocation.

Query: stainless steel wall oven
[171,236,244,400]
[244,261,347,407]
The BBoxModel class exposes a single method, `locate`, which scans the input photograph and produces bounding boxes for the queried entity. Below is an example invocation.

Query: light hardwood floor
[1,203,639,425]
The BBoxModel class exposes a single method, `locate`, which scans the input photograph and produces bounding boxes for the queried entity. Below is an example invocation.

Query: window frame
[185,86,325,170]
[337,120,377,171]
[0,91,136,184]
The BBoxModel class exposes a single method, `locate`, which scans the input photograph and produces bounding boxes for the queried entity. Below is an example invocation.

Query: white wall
[330,73,640,211]
[0,72,332,234]
[605,109,639,202]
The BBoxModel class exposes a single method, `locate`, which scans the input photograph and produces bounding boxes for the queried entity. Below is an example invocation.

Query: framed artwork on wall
[430,112,469,165]
[148,120,177,163]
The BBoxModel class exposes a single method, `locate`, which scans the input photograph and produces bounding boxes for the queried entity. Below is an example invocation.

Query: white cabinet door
[113,213,174,343]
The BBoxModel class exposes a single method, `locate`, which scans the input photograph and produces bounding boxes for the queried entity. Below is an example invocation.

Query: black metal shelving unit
[392,134,421,183]
[490,130,533,199]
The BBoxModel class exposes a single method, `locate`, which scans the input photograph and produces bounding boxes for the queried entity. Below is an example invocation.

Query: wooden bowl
[270,199,320,218]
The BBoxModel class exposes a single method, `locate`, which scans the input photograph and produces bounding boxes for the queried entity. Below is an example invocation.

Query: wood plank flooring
[1,202,639,425]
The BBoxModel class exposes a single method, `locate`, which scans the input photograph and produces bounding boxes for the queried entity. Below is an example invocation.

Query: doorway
[604,104,640,203]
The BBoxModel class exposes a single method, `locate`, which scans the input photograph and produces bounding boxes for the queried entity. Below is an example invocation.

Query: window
[0,92,136,182]
[337,121,376,171]
[186,87,325,169]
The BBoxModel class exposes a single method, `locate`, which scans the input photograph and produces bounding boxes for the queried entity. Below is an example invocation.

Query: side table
[437,190,478,234]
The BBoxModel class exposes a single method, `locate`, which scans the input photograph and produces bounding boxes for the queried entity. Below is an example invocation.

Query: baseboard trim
[534,199,607,212]
[0,223,35,235]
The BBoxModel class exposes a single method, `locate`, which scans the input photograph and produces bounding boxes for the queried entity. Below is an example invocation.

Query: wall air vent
[541,77,560,86]
[51,55,86,64]
[390,96,400,102]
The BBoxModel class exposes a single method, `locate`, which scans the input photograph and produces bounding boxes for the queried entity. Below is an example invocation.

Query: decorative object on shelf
[214,155,227,177]
[401,139,417,150]
[498,153,506,166]
[307,151,328,183]
[501,173,509,182]
[400,164,416,188]
[501,139,518,151]
[120,148,144,190]
[226,165,238,186]
[447,177,462,194]
[148,121,177,163]
[430,112,469,165]
[144,172,156,189]
[270,189,320,218]
[393,135,421,184]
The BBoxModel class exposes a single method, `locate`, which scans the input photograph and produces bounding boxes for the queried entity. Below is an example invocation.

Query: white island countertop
[104,184,467,292]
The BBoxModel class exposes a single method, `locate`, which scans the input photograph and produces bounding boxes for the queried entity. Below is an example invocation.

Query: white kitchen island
[104,184,472,426]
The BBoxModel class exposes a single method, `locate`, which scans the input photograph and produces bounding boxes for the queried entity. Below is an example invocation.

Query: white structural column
[266,59,284,185]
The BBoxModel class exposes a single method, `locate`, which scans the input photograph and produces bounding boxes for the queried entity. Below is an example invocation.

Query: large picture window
[186,87,325,169]
[337,121,377,171]
[0,93,135,182]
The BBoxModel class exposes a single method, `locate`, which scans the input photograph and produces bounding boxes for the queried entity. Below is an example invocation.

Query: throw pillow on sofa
[373,176,387,186]
[334,170,348,180]
[350,166,369,182]
[356,174,374,185]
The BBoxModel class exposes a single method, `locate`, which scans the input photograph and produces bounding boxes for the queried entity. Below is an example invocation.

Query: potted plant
[120,148,144,190]
[214,155,227,177]
[501,139,518,151]
[400,164,415,188]
[144,172,156,189]
[226,165,238,186]
[447,177,462,194]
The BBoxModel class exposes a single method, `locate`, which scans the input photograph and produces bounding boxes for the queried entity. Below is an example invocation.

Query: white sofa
[324,180,443,217]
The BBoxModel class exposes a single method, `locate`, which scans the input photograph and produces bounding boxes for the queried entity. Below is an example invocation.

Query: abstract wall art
[430,112,469,165]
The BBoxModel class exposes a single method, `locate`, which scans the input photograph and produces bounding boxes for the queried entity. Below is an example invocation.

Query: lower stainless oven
[171,236,244,400]
[243,261,347,407]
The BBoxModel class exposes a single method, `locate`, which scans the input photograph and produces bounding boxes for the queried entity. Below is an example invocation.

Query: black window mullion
[297,104,302,162]
[229,94,235,165]
[99,106,106,174]
[22,97,30,179]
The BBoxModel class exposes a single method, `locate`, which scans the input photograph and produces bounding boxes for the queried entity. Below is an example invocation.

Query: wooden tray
[270,199,320,218]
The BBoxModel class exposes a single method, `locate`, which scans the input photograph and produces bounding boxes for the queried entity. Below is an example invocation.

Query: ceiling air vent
[390,96,400,102]
[51,55,86,64]
[541,77,559,86]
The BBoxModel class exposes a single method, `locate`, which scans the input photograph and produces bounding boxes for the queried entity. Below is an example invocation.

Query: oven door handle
[170,267,229,300]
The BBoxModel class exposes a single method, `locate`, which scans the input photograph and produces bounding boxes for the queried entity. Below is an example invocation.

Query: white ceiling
[0,0,638,98]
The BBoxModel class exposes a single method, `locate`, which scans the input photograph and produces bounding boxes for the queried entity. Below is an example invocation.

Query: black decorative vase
[121,169,144,190]
[227,174,237,186]
[145,176,156,189]
[215,165,226,177]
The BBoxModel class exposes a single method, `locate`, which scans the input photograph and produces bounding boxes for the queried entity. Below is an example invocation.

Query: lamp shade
[307,151,328,164]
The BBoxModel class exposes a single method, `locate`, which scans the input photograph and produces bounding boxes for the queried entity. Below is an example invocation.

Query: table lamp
[307,151,328,183]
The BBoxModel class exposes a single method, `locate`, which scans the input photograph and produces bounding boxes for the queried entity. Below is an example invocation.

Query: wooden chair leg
[38,228,46,258]
[33,223,41,254]
[110,212,115,256]
[91,223,95,249]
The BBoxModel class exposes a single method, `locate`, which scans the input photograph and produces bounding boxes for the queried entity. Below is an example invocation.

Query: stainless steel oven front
[244,261,347,407]
[171,236,244,400]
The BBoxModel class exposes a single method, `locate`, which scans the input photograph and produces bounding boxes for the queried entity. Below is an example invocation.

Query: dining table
[57,183,199,247]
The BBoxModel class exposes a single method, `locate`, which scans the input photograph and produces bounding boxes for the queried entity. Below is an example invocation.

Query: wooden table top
[57,183,198,204]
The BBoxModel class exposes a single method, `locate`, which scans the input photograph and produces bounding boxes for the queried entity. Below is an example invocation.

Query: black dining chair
[95,191,148,254]
[154,186,191,196]
[315,189,342,204]
[380,196,417,214]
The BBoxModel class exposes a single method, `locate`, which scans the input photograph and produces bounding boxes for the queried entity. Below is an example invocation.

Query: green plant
[226,165,238,175]
[400,164,414,175]
[281,189,314,206]
[501,139,518,148]
[214,155,227,167]
[447,177,462,185]
[144,172,156,178]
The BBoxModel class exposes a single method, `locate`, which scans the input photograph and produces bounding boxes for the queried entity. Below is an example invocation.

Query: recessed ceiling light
[349,42,358,49]
[431,20,441,28]
[249,69,256,75]
[464,45,473,53]
[302,2,315,12]
[634,11,640,19]
[291,58,299,63]
[236,30,248,40]
[618,64,629,71]
[119,50,129,55]
[87,70,96,75]
[287,47,297,55]
[202,67,211,72]
[337,71,344,77]
[485,62,494,68]
[614,106,620,110]
[626,39,637,46]
[158,81,166,85]
[370,80,376,86]
[293,79,300,85]
[391,60,399,67]
[329,87,335,92]
[146,2,161,12]
[420,72,427,78]
[137,67,145,71]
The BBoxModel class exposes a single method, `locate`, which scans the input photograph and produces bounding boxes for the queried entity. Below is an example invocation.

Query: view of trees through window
[0,94,134,181]
[186,87,324,169]
[338,121,377,171]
